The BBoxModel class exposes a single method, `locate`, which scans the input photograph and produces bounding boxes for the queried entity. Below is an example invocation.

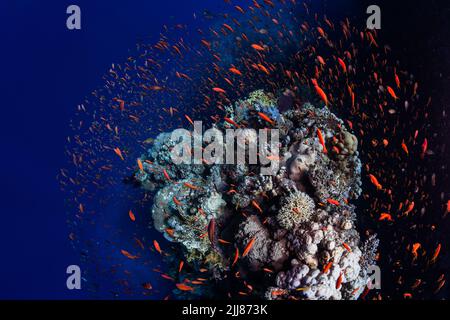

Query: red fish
[128,210,136,222]
[314,85,329,105]
[153,240,162,254]
[242,237,256,257]
[257,112,275,125]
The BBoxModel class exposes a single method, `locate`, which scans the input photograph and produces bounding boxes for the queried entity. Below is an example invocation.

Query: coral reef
[136,90,378,300]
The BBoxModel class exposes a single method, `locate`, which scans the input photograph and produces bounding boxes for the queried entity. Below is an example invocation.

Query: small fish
[178,261,184,273]
[224,117,240,128]
[153,240,162,254]
[137,159,144,172]
[379,213,393,222]
[163,169,172,181]
[336,273,343,289]
[337,58,347,73]
[343,243,352,252]
[183,182,199,190]
[314,85,329,105]
[208,219,216,247]
[251,44,265,51]
[173,196,182,206]
[114,147,124,161]
[257,112,275,125]
[176,283,194,291]
[229,67,242,76]
[317,128,328,153]
[128,210,136,222]
[212,87,226,94]
[242,237,256,257]
[431,243,441,264]
[232,247,239,266]
[326,198,340,206]
[121,249,138,260]
[251,200,263,213]
[401,141,409,155]
[387,86,398,100]
[369,174,382,190]
[322,261,333,274]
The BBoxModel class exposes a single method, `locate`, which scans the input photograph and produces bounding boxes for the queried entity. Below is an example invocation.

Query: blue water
[0,0,230,299]
[3,0,443,300]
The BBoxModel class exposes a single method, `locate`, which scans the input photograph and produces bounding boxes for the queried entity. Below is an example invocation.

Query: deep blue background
[0,0,231,299]
[0,0,447,299]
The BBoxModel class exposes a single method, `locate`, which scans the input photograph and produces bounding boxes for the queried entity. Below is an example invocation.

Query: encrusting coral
[135,90,378,300]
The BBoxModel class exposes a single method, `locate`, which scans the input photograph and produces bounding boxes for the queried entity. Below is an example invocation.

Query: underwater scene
[1,0,449,307]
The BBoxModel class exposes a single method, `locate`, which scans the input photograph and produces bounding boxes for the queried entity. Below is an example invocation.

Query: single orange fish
[251,44,265,51]
[153,240,162,254]
[137,159,144,172]
[369,174,382,190]
[336,273,343,289]
[314,85,328,105]
[242,237,256,257]
[121,249,138,260]
[232,247,239,266]
[176,283,194,291]
[251,200,263,213]
[387,86,398,100]
[327,198,340,206]
[317,128,328,153]
[128,210,136,222]
[431,243,441,263]
[114,147,124,161]
[257,112,275,125]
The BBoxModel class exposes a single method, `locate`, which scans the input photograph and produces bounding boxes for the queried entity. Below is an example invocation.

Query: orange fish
[431,244,441,263]
[343,243,352,252]
[326,198,340,206]
[178,261,184,273]
[369,174,382,190]
[251,200,263,213]
[401,141,409,155]
[212,87,226,94]
[257,112,275,125]
[163,169,172,181]
[232,247,239,266]
[128,210,136,222]
[317,128,328,153]
[242,237,256,257]
[121,249,138,260]
[412,243,421,259]
[251,44,265,51]
[176,283,194,291]
[153,240,162,254]
[337,58,347,73]
[185,114,194,125]
[336,273,343,289]
[208,219,216,247]
[387,86,398,100]
[322,261,333,274]
[314,85,328,105]
[224,117,240,128]
[137,159,144,172]
[379,213,393,222]
[114,147,124,161]
[173,196,182,206]
[183,182,199,190]
[229,67,243,76]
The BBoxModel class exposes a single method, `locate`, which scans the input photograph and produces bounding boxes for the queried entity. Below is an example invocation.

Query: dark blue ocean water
[0,0,447,299]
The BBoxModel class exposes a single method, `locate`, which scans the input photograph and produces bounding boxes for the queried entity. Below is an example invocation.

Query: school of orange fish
[59,0,448,299]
